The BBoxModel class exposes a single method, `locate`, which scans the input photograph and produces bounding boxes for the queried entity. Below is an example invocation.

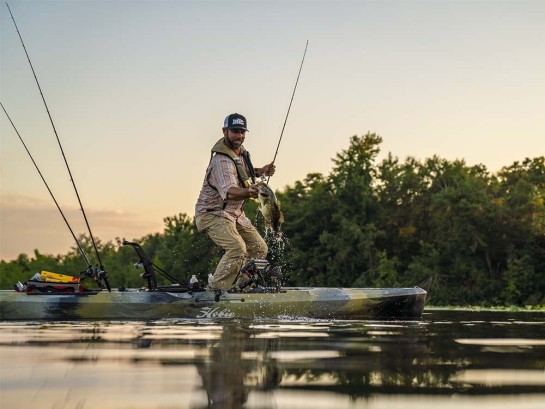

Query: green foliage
[2,133,544,306]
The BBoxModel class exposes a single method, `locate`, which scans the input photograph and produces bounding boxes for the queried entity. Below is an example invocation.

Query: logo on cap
[224,113,248,131]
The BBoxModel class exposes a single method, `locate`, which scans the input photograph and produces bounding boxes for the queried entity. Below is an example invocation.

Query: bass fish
[257,182,284,236]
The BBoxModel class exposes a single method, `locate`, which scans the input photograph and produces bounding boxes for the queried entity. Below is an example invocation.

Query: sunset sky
[1,0,544,261]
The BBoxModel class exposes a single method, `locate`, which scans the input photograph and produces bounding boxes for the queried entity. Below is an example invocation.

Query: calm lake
[0,309,544,409]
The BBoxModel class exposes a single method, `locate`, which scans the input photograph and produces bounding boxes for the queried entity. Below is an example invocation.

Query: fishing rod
[267,40,309,184]
[5,3,110,290]
[1,102,92,269]
[5,3,110,291]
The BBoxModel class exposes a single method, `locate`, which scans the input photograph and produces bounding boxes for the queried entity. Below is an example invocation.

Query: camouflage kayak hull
[0,287,426,321]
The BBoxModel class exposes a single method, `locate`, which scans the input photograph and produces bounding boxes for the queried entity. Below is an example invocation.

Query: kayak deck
[0,287,426,321]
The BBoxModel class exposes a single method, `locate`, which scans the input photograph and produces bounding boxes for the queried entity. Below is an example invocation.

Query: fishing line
[0,102,92,268]
[5,3,106,273]
[268,40,309,184]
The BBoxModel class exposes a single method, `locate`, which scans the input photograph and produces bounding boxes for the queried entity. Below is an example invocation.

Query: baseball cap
[223,113,248,131]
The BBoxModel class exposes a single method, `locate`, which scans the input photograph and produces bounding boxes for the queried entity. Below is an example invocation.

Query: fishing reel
[80,266,112,292]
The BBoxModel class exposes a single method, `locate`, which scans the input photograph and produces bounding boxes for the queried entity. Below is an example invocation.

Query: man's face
[224,128,246,149]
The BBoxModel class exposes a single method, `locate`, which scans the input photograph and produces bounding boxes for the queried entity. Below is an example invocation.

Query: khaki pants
[196,213,268,290]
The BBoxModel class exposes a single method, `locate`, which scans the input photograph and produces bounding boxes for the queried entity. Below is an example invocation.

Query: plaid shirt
[195,148,253,227]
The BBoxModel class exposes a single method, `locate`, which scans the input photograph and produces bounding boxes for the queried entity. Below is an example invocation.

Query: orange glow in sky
[1,1,544,260]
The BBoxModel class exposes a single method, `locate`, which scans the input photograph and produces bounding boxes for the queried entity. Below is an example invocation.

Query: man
[195,113,276,291]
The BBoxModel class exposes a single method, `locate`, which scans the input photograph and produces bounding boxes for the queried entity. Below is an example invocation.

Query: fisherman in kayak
[195,113,276,291]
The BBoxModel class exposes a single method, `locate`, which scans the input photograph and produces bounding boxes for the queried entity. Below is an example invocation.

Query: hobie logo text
[196,306,236,319]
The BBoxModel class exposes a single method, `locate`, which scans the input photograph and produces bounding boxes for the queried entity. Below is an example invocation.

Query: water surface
[0,309,544,408]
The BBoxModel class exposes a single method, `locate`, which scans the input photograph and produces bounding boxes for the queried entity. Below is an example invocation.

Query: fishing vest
[208,138,256,188]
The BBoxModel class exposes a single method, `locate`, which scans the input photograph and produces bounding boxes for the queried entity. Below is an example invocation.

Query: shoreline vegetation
[1,134,544,307]
[426,306,545,312]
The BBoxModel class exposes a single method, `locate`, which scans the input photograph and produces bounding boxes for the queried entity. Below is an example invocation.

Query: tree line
[1,133,544,306]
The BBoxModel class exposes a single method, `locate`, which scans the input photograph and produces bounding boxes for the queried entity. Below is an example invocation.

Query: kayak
[0,286,426,321]
[2,17,426,322]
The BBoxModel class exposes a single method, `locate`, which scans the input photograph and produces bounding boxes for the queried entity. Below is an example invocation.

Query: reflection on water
[0,310,544,408]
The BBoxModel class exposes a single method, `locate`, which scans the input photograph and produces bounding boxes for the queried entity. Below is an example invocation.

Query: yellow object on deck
[40,271,80,283]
